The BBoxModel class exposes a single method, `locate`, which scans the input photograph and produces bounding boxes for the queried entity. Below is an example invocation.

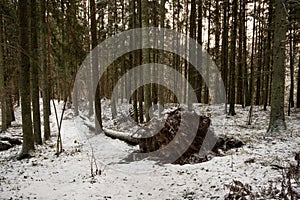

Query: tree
[267,0,287,133]
[18,0,34,159]
[0,11,7,132]
[228,0,238,116]
[297,55,300,108]
[188,0,196,110]
[90,0,102,131]
[40,0,51,141]
[31,0,42,144]
[263,0,274,111]
[221,0,229,112]
[142,0,151,122]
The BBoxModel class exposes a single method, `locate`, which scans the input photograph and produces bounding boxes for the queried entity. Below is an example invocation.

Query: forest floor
[0,101,300,199]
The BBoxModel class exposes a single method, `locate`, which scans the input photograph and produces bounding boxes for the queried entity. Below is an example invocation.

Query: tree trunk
[40,0,51,141]
[31,0,42,144]
[296,54,300,108]
[90,0,102,131]
[229,0,237,116]
[0,13,7,132]
[196,0,203,102]
[263,0,273,111]
[288,28,294,116]
[188,0,196,110]
[267,0,287,133]
[221,0,229,112]
[18,0,34,159]
[158,0,166,117]
[137,0,144,123]
[142,0,151,122]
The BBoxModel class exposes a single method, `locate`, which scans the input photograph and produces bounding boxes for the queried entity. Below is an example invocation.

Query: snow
[0,101,300,199]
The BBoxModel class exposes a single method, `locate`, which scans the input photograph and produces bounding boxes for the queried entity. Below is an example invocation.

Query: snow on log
[0,135,22,151]
[103,127,139,145]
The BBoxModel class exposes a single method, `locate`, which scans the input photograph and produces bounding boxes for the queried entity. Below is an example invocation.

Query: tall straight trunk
[18,0,34,158]
[31,0,42,144]
[40,0,50,141]
[158,0,166,117]
[243,0,249,108]
[267,0,287,133]
[248,0,257,124]
[188,0,196,110]
[204,1,211,104]
[196,0,203,102]
[108,0,117,119]
[183,0,189,105]
[142,0,151,122]
[237,0,244,106]
[297,54,300,108]
[221,0,229,112]
[255,3,263,106]
[90,0,102,131]
[0,13,7,132]
[229,0,237,116]
[214,0,221,103]
[264,0,273,111]
[137,0,144,123]
[129,0,138,122]
[288,28,294,116]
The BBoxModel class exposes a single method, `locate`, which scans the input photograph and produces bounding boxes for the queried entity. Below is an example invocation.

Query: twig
[52,99,67,157]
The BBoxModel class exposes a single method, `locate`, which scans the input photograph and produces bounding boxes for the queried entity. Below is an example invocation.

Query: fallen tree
[84,108,244,165]
[0,135,22,151]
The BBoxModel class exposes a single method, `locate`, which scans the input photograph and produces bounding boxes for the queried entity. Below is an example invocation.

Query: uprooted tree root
[124,108,244,165]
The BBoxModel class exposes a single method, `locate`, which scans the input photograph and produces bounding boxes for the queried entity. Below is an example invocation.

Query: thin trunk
[264,0,273,111]
[297,54,300,108]
[142,0,151,122]
[204,1,211,104]
[18,0,34,159]
[158,0,166,117]
[221,0,229,112]
[196,0,202,102]
[229,0,237,116]
[248,0,257,124]
[0,13,7,132]
[31,0,42,144]
[255,3,263,106]
[288,29,294,116]
[137,0,144,123]
[237,0,244,106]
[188,0,196,110]
[90,0,102,131]
[40,0,50,141]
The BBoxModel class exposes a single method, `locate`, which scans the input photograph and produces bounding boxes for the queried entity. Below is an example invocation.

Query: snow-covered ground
[0,101,299,199]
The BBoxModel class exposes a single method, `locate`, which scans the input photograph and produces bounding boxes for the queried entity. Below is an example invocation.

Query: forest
[0,0,300,199]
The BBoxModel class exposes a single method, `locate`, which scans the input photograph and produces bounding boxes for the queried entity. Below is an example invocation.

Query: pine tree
[267,0,287,133]
[18,0,34,159]
[0,11,7,132]
[31,0,42,144]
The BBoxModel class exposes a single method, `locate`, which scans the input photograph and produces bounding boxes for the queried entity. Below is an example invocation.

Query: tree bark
[40,0,51,141]
[31,0,42,144]
[18,0,34,159]
[90,0,102,131]
[0,13,7,132]
[142,0,151,122]
[296,54,300,108]
[267,0,287,133]
[229,0,237,116]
